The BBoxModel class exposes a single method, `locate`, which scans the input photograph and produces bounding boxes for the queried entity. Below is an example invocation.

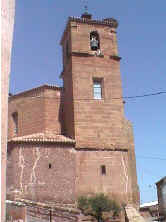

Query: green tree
[78,193,121,222]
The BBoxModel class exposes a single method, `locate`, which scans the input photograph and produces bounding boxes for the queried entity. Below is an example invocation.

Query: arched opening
[90,31,100,51]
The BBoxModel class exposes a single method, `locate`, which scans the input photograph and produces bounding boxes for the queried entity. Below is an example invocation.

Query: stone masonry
[7,13,140,221]
[61,15,139,205]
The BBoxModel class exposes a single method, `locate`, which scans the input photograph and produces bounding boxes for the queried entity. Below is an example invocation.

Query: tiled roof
[8,132,75,144]
[140,201,158,208]
[9,84,63,99]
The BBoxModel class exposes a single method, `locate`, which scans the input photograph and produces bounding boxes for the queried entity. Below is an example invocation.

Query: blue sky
[10,0,166,204]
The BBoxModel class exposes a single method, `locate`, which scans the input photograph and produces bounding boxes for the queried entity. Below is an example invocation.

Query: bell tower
[61,13,139,205]
[61,14,124,149]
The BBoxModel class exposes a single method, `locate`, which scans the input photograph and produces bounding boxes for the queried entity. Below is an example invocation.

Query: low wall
[6,199,124,222]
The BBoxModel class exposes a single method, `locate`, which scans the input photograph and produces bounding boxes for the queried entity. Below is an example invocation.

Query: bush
[78,196,89,212]
[78,193,121,222]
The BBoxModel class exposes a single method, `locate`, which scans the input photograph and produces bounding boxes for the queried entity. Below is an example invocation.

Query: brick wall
[44,88,62,134]
[62,62,75,138]
[75,149,133,204]
[7,143,76,203]
[8,96,45,138]
[6,201,125,222]
[8,86,62,138]
[70,22,118,56]
[62,20,124,149]
[7,144,139,206]
[61,17,139,206]
[7,16,140,209]
[72,56,124,149]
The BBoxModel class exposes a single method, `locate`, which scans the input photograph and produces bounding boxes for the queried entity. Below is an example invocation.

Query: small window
[48,163,52,169]
[93,79,102,99]
[101,165,106,175]
[12,112,18,135]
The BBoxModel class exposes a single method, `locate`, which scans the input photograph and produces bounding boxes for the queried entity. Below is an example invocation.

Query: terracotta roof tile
[8,132,75,144]
[9,84,63,99]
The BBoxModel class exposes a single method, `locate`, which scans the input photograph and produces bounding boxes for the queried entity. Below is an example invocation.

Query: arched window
[12,112,18,135]
[90,31,100,51]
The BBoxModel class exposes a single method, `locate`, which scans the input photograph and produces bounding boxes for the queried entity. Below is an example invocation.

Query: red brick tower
[7,13,139,210]
[61,13,139,205]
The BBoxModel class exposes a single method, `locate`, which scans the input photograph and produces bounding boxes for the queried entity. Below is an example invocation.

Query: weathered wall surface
[76,150,133,204]
[26,206,80,222]
[72,56,124,149]
[70,22,118,56]
[62,61,75,138]
[44,88,62,134]
[6,200,124,222]
[7,15,140,212]
[8,86,62,138]
[62,21,125,149]
[1,0,15,220]
[125,205,146,222]
[8,96,45,138]
[7,144,138,206]
[61,18,139,206]
[7,144,76,203]
[6,202,26,221]
[123,120,140,206]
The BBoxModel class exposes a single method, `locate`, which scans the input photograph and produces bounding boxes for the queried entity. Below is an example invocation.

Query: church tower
[7,12,140,211]
[61,13,124,148]
[61,13,140,205]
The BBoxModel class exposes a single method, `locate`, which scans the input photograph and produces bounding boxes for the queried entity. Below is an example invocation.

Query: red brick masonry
[7,15,140,211]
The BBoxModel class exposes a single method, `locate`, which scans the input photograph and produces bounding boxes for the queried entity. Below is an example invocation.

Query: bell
[90,38,99,51]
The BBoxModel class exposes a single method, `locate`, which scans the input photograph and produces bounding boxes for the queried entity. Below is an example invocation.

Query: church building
[7,12,140,209]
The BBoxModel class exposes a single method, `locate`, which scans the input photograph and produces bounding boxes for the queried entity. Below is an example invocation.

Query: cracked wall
[76,150,133,204]
[7,143,76,203]
[7,143,137,206]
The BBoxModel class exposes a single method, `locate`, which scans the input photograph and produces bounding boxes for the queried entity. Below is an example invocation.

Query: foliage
[78,193,121,221]
[6,213,11,222]
[78,196,90,212]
